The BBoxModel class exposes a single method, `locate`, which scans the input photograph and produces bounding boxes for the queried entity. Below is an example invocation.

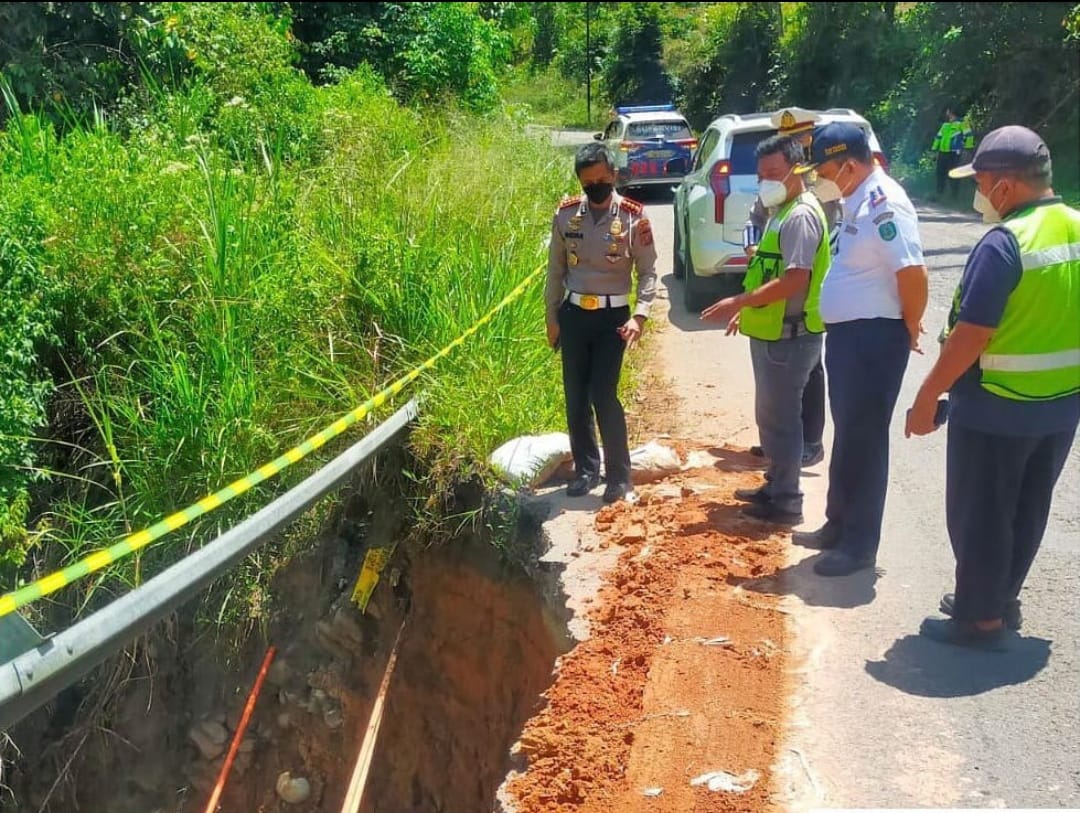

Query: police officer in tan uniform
[545,142,658,504]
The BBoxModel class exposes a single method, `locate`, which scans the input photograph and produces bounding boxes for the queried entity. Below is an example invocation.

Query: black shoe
[792,522,840,550]
[801,443,825,467]
[602,482,636,504]
[566,473,600,497]
[741,502,803,525]
[939,593,1022,631]
[812,550,875,577]
[919,617,1014,652]
[734,486,771,505]
[749,445,765,457]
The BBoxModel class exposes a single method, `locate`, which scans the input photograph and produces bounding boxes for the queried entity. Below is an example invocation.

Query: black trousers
[936,152,959,197]
[558,301,631,485]
[947,423,1076,622]
[803,358,825,446]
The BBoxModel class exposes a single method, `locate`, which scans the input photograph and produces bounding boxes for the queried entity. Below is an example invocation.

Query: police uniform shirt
[545,192,659,320]
[818,167,924,325]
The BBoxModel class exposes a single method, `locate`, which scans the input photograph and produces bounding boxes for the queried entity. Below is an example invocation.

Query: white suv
[672,108,889,311]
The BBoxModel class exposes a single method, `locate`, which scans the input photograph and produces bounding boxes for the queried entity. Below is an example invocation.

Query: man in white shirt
[793,123,929,576]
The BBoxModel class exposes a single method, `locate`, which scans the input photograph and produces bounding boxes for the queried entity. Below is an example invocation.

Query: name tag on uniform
[844,224,858,235]
[564,232,584,239]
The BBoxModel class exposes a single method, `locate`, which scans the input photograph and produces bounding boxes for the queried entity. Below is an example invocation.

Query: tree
[602,3,673,105]
[532,2,557,68]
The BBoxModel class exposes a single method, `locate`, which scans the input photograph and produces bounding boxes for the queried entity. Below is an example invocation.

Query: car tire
[672,211,685,280]
[682,255,711,314]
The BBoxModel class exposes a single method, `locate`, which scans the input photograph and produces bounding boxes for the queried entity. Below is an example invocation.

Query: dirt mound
[506,452,789,813]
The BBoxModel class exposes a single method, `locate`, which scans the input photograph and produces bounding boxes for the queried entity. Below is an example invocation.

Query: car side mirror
[593,132,604,141]
[665,157,687,175]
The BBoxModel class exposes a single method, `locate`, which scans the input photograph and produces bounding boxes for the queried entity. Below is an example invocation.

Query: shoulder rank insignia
[559,194,583,211]
[868,186,888,209]
[618,197,644,215]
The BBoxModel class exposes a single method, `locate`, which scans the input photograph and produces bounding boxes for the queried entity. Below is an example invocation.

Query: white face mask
[758,179,789,208]
[812,176,843,203]
[973,183,1004,223]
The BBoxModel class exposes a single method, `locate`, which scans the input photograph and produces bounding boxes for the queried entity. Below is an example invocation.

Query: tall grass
[0,66,574,628]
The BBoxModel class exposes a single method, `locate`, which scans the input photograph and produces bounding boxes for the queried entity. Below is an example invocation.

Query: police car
[595,104,696,193]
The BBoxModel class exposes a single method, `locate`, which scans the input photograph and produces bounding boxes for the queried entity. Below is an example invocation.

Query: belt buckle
[579,294,601,311]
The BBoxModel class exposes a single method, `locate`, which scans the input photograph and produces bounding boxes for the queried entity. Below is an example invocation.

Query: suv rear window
[627,121,692,140]
[729,130,777,175]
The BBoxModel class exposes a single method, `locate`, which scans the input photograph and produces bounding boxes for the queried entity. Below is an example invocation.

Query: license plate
[646,150,675,159]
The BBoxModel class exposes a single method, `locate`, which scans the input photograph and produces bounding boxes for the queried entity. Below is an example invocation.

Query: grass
[0,66,578,630]
[501,66,606,130]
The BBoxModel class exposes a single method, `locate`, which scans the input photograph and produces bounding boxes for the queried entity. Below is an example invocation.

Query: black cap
[794,122,869,174]
[950,125,1050,178]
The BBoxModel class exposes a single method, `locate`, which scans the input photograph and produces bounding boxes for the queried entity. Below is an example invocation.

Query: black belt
[782,316,814,339]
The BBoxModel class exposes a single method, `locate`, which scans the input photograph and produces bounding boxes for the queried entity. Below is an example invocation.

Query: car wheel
[672,211,685,280]
[682,254,711,314]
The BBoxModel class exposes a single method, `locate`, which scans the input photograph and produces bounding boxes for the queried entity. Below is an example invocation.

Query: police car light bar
[616,104,676,114]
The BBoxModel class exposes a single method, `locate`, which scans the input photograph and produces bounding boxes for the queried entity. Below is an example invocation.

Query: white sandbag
[490,433,573,488]
[630,441,682,484]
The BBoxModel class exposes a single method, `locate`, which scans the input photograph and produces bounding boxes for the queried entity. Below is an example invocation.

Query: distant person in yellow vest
[702,133,831,524]
[906,126,1080,650]
[931,107,965,200]
[744,108,837,468]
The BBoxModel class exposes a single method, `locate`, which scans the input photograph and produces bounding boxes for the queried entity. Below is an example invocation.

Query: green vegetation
[2,1,1077,632]
[519,2,1079,198]
[0,3,572,628]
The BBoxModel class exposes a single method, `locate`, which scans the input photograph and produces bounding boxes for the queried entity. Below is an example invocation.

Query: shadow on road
[661,273,731,334]
[732,553,880,609]
[865,633,1052,697]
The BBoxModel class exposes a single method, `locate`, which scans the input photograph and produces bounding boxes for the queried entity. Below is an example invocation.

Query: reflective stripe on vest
[949,202,1080,401]
[981,348,1080,373]
[739,192,830,341]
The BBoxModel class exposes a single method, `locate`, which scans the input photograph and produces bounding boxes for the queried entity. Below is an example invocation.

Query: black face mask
[582,182,614,205]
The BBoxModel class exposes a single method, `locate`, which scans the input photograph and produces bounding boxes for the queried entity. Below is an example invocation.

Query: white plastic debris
[690,769,761,793]
[700,636,732,647]
[489,433,573,488]
[643,787,664,797]
[630,441,682,484]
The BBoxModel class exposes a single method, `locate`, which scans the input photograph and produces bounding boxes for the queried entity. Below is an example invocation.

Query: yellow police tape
[0,264,545,619]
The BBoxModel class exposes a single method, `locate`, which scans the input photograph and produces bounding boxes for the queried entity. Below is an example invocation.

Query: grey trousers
[750,333,823,512]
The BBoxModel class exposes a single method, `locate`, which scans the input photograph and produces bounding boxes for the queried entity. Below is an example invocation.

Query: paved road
[630,183,1080,809]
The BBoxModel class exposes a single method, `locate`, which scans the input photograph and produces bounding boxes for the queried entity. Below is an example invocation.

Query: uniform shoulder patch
[868,186,888,209]
[637,217,654,246]
[619,197,644,215]
[558,195,583,210]
[878,221,898,241]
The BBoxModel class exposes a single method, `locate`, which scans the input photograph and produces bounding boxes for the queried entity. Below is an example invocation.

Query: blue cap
[794,122,869,174]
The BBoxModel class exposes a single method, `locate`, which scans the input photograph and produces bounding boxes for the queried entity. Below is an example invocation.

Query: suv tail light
[674,138,698,151]
[873,151,890,173]
[709,160,731,223]
[619,141,635,152]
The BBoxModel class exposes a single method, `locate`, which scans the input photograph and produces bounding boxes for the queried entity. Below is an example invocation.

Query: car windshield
[627,121,692,140]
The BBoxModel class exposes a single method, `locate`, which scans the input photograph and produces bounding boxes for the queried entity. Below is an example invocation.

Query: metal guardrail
[0,398,419,732]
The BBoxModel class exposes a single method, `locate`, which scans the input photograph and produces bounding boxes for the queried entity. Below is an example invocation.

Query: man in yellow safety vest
[906,125,1080,650]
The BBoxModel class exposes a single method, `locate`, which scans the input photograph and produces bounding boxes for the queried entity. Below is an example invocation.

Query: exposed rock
[276,772,312,804]
[188,720,228,760]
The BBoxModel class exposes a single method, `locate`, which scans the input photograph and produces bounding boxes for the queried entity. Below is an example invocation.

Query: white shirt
[819,168,924,324]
